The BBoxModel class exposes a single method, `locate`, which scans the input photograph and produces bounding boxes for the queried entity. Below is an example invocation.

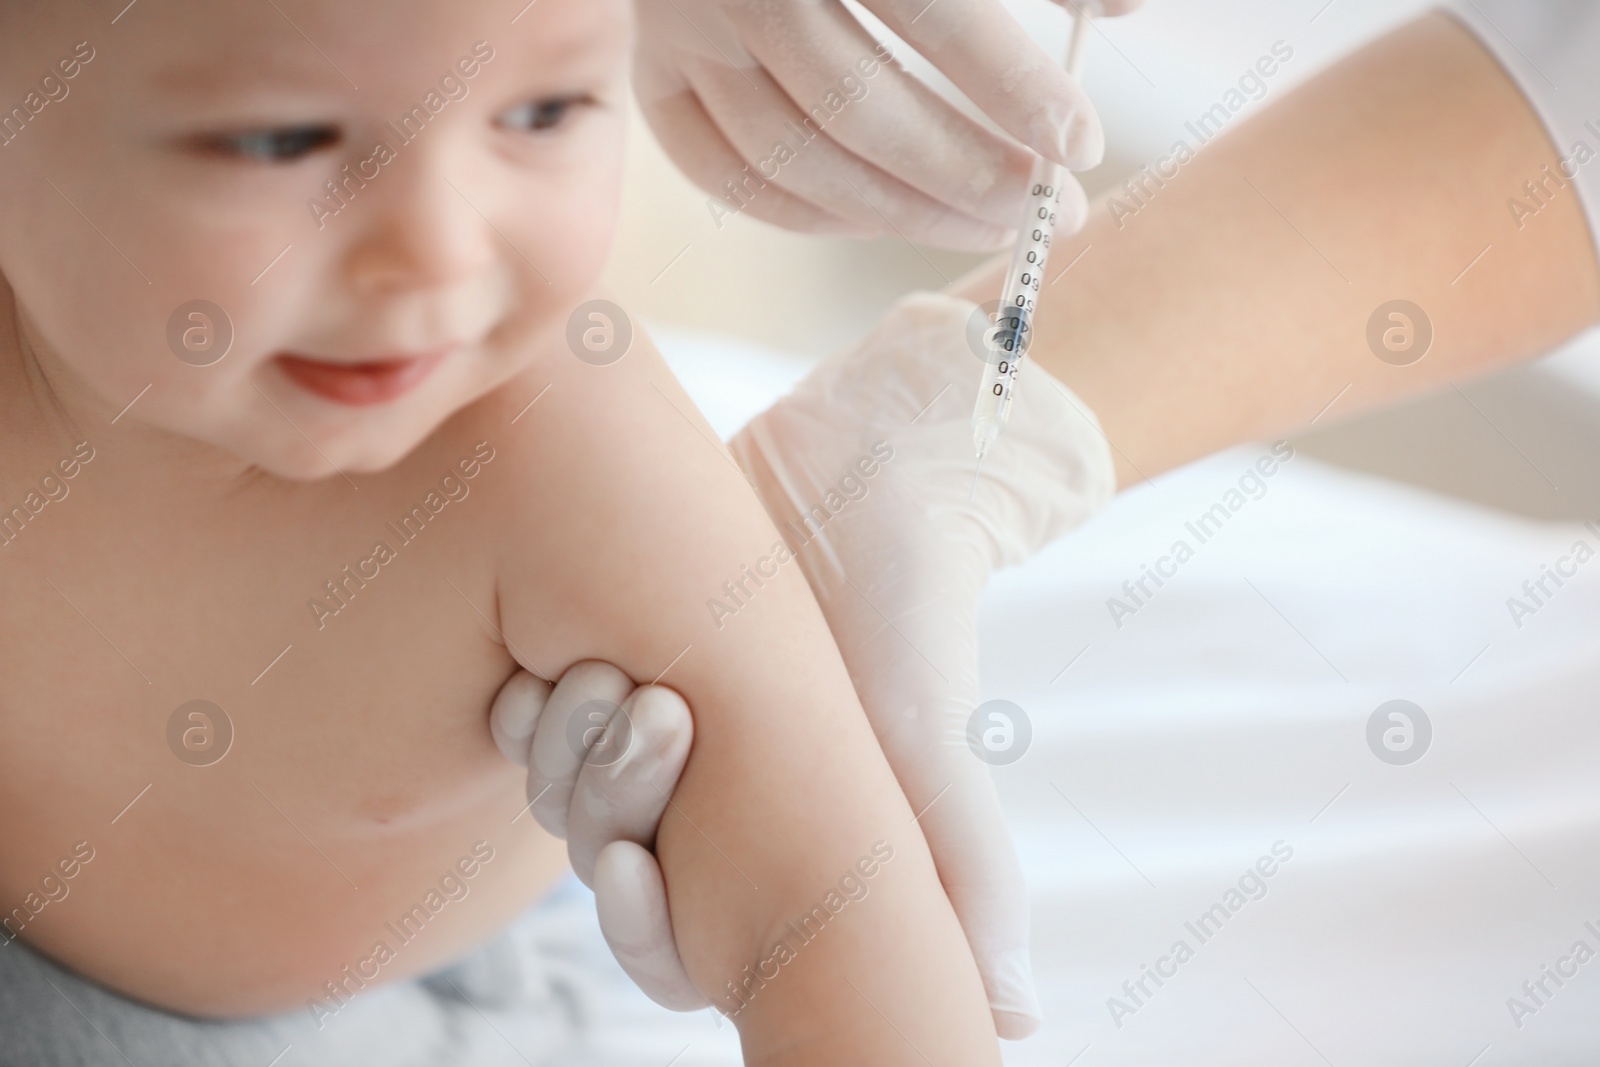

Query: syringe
[972,8,1093,460]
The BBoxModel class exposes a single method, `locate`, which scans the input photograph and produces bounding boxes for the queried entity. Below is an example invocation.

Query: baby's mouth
[275,350,448,406]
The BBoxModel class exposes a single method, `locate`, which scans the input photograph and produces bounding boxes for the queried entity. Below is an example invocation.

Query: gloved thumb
[593,840,709,1012]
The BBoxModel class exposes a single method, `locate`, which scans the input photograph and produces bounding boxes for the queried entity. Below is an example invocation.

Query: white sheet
[651,324,1600,1066]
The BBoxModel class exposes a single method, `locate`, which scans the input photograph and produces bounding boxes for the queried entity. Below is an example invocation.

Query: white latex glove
[729,290,1115,1038]
[489,660,708,1010]
[632,0,1145,250]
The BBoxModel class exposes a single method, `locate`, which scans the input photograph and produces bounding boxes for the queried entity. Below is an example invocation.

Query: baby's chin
[254,427,440,482]
[255,447,414,483]
[174,412,445,484]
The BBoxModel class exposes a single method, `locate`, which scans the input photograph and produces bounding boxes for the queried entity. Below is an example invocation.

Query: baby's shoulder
[444,329,751,670]
[439,327,707,524]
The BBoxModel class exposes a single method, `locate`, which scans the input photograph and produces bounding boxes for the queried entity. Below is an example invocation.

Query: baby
[0,0,999,1062]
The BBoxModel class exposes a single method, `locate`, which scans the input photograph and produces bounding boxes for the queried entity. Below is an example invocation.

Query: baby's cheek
[531,139,626,302]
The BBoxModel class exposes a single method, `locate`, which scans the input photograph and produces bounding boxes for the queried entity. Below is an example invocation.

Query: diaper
[0,876,740,1067]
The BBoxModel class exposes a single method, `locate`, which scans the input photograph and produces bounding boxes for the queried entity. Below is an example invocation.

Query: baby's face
[0,0,631,478]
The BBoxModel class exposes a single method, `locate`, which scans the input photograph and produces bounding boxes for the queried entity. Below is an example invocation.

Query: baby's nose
[341,154,502,295]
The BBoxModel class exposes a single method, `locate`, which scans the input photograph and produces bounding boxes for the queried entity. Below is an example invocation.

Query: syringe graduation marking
[972,10,1090,459]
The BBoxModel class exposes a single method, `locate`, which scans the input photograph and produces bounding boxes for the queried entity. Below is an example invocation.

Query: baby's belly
[1,701,571,1018]
[0,554,571,1018]
[3,703,573,1018]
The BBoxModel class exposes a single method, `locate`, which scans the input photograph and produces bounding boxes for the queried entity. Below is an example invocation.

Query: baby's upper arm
[483,325,777,693]
[478,317,999,1065]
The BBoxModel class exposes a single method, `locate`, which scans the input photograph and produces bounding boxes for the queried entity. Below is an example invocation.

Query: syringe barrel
[970,7,1090,459]
[972,155,1067,437]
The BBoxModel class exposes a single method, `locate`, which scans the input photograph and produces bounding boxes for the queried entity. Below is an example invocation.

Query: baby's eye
[497,95,594,134]
[202,125,342,163]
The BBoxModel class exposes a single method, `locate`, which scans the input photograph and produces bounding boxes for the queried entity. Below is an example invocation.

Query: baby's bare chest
[0,433,536,901]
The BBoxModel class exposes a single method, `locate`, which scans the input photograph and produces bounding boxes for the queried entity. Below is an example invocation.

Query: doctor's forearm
[953,10,1600,487]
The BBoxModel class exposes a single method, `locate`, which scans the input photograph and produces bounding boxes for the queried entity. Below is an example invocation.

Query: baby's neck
[0,278,264,495]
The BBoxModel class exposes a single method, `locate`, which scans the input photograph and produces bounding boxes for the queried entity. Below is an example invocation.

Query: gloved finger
[566,685,694,886]
[854,0,1104,170]
[820,575,1043,1038]
[839,649,1042,1039]
[914,761,1041,1039]
[679,55,1015,251]
[721,2,1042,229]
[594,840,709,1011]
[528,660,635,840]
[488,670,553,768]
[633,49,879,239]
[820,565,1042,1037]
[841,634,1043,1038]
[633,0,757,72]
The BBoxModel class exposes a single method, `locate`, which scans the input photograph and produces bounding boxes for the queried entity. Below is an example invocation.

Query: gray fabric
[0,877,740,1067]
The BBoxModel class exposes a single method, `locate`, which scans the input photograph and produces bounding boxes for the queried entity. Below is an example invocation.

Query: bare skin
[0,2,997,1062]
[0,276,571,1014]
[955,11,1600,486]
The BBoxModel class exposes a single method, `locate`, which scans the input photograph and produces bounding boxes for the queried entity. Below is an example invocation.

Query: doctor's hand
[489,660,708,1010]
[730,291,1115,1038]
[632,0,1145,251]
